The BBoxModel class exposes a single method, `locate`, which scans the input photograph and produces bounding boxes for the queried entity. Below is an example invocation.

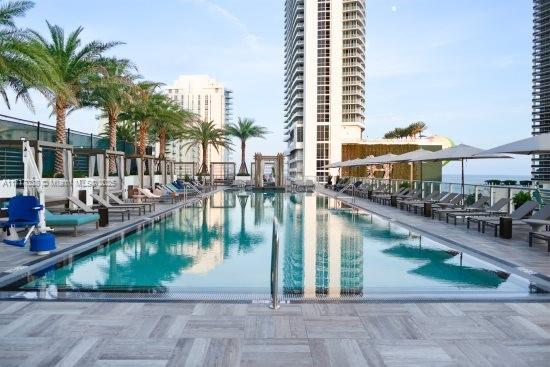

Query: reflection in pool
[19,191,530,297]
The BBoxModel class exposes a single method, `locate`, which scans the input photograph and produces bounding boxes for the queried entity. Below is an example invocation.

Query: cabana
[73,148,125,201]
[0,139,74,203]
[125,153,155,192]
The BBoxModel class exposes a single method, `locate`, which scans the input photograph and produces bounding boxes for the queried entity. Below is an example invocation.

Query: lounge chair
[91,193,144,216]
[394,189,421,205]
[431,194,465,219]
[45,209,99,236]
[107,192,154,213]
[467,200,538,233]
[371,187,404,203]
[400,191,444,211]
[67,196,130,222]
[408,192,457,215]
[151,187,178,203]
[528,231,550,252]
[449,198,509,226]
[434,196,490,222]
[138,188,162,201]
[483,203,550,236]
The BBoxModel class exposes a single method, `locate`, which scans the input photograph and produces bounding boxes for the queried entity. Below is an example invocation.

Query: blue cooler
[29,232,56,254]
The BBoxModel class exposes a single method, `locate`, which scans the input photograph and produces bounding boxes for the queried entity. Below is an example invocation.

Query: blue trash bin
[29,232,56,254]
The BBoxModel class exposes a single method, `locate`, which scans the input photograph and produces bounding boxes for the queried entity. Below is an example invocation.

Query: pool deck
[0,301,549,366]
[316,187,550,287]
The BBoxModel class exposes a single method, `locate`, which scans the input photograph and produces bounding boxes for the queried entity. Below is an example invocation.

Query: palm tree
[81,57,137,173]
[85,57,137,172]
[181,119,232,175]
[119,81,163,157]
[24,22,121,175]
[409,121,427,138]
[225,117,268,176]
[0,0,34,109]
[100,120,135,145]
[148,96,194,160]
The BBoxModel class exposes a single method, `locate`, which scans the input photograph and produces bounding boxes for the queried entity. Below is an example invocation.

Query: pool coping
[0,188,549,303]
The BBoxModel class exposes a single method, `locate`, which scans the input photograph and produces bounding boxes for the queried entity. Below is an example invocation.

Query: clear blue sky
[1,0,533,175]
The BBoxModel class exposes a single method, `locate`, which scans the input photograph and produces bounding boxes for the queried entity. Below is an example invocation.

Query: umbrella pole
[420,161,424,199]
[461,159,465,204]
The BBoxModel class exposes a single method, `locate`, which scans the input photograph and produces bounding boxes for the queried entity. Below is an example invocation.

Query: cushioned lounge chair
[45,209,99,236]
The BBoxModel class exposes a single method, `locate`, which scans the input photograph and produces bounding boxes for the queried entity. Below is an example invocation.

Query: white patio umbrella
[478,133,550,155]
[420,144,510,198]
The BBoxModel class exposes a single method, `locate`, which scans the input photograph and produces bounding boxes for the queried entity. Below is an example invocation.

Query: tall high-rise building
[284,0,366,182]
[165,75,233,174]
[533,0,550,183]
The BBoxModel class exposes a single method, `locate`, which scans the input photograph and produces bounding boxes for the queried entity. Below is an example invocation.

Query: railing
[336,177,548,212]
[269,218,280,310]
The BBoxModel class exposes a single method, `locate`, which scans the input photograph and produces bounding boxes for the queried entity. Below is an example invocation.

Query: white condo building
[165,75,233,175]
[284,0,366,182]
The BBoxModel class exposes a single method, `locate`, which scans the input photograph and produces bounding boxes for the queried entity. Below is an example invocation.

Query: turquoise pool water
[20,191,531,297]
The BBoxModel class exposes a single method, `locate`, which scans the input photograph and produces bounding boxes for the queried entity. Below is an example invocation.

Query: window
[297,126,303,142]
[317,125,329,141]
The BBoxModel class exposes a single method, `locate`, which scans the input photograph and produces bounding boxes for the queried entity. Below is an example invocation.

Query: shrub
[512,191,532,209]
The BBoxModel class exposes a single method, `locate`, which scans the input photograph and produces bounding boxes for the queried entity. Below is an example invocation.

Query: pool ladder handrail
[269,218,280,310]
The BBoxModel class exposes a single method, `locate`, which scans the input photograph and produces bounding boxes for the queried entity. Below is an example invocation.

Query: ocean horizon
[442,174,531,185]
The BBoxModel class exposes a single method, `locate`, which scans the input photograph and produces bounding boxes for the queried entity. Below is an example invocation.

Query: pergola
[209,162,236,185]
[252,153,285,188]
[174,161,197,179]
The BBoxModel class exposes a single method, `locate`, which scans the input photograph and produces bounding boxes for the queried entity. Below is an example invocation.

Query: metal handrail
[269,218,280,310]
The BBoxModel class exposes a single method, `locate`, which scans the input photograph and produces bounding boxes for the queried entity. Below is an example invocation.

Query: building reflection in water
[283,194,364,297]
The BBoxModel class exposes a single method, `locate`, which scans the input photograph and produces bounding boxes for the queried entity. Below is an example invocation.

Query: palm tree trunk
[159,129,166,160]
[108,112,117,174]
[139,120,148,156]
[238,140,248,175]
[54,98,67,177]
[200,142,209,174]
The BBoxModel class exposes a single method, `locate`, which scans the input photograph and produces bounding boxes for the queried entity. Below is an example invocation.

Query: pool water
[20,191,531,298]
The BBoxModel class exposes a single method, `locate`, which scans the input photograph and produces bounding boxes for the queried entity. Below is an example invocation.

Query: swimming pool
[2,191,543,300]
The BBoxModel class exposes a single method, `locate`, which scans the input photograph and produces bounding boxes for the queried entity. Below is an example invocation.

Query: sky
[1,0,533,175]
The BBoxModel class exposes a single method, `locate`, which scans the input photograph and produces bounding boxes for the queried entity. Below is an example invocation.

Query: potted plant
[512,191,532,210]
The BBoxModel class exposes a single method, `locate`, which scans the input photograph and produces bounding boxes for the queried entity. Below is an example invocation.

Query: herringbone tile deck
[0,301,549,366]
